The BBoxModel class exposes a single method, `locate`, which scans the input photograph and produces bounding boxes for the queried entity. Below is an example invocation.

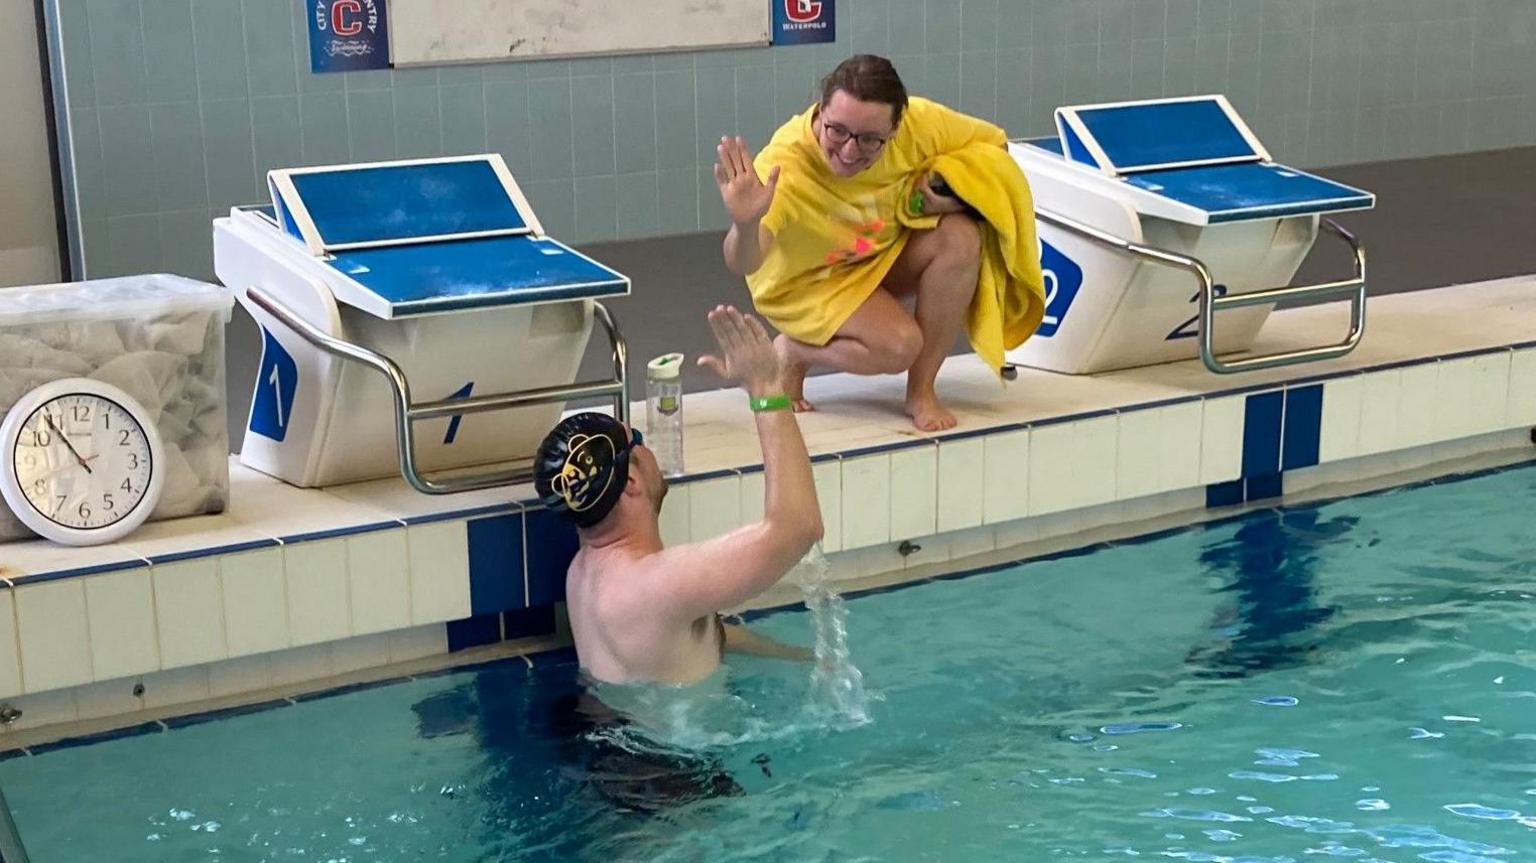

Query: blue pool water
[3,462,1535,862]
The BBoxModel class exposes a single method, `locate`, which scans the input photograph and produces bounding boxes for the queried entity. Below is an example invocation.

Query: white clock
[0,378,164,546]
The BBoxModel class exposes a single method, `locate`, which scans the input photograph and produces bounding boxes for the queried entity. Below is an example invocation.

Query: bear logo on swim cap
[534,412,632,528]
[551,432,617,514]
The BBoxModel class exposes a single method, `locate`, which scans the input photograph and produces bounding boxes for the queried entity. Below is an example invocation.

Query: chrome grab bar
[0,780,30,863]
[1033,211,1368,374]
[245,287,629,495]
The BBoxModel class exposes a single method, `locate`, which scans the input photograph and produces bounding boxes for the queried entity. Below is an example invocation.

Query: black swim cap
[534,412,633,528]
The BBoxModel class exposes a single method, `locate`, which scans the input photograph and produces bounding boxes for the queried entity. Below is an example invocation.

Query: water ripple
[1443,803,1520,821]
[1141,807,1253,823]
[1266,814,1357,834]
[1253,696,1300,707]
[1099,767,1159,779]
[1101,721,1184,735]
[1231,771,1297,783]
[1254,748,1320,767]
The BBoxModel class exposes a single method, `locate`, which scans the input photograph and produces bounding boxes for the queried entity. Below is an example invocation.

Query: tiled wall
[51,0,1536,279]
[3,341,1532,738]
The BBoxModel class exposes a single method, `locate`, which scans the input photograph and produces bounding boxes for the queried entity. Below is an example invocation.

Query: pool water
[3,462,1535,862]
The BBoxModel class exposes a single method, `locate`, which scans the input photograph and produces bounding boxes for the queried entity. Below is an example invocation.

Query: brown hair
[818,54,909,127]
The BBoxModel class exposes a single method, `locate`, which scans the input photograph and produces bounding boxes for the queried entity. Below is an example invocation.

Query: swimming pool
[2,461,1533,861]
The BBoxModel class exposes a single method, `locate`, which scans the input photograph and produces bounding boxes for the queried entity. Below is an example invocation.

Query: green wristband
[749,393,793,413]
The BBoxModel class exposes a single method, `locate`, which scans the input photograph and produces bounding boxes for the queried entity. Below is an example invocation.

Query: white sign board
[390,0,772,65]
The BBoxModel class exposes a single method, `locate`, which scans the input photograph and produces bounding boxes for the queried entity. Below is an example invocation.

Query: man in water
[534,304,822,683]
[533,305,821,810]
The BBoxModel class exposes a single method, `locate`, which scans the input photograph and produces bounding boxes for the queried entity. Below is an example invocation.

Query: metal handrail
[1033,211,1368,374]
[246,287,629,495]
[0,781,30,863]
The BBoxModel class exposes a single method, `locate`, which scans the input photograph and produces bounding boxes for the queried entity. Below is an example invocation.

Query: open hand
[697,305,780,397]
[714,136,781,226]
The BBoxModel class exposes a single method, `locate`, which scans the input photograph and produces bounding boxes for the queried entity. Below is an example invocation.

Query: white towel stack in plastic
[0,275,235,542]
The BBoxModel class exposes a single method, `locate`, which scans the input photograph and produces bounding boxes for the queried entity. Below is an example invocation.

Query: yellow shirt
[748,97,1008,346]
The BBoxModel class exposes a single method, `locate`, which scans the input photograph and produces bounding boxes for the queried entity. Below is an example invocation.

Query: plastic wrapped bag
[0,274,234,542]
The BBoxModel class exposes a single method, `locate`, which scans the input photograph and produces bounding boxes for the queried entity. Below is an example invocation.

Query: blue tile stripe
[838,438,938,460]
[1026,409,1119,429]
[523,507,577,607]
[1241,390,1284,478]
[668,468,740,485]
[447,614,502,652]
[148,538,281,565]
[401,501,521,526]
[1206,479,1244,508]
[466,512,526,615]
[1282,384,1324,471]
[1214,384,1324,507]
[160,700,294,729]
[24,721,165,755]
[278,520,404,545]
[10,558,149,586]
[503,604,558,640]
[1246,472,1283,502]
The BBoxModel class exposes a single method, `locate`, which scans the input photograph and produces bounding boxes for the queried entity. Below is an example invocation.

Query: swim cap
[534,412,633,528]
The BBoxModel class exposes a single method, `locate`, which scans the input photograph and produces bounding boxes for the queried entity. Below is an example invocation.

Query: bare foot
[905,386,957,432]
[774,333,814,412]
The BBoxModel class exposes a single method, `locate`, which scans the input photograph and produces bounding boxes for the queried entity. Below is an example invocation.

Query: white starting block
[214,155,630,493]
[1008,95,1374,375]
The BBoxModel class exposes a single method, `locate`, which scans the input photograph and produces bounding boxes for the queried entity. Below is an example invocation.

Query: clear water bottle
[646,352,685,476]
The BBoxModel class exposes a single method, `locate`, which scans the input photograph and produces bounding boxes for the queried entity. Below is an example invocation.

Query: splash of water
[793,545,874,725]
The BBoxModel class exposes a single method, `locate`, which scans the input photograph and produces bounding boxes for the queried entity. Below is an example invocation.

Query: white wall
[0,0,61,287]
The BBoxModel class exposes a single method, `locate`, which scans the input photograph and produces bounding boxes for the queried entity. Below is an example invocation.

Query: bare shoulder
[575,545,685,620]
[618,542,708,615]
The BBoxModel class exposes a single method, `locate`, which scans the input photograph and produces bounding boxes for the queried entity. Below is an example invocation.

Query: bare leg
[772,287,923,412]
[773,334,814,412]
[885,215,982,431]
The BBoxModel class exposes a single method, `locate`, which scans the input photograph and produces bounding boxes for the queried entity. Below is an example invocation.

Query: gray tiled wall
[52,0,1536,280]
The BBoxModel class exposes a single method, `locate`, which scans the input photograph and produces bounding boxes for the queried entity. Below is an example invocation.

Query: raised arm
[644,306,822,619]
[716,136,780,276]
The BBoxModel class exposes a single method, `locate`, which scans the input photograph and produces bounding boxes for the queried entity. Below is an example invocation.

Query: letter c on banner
[331,0,364,36]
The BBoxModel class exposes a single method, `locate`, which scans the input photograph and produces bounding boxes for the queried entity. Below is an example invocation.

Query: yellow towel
[900,145,1047,375]
[747,97,1045,376]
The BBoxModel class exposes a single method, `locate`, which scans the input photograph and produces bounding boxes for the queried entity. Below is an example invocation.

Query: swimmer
[534,305,823,686]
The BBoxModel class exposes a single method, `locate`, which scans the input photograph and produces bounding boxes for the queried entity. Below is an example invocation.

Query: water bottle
[646,353,685,476]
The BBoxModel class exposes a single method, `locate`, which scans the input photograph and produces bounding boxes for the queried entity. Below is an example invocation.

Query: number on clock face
[13,394,154,530]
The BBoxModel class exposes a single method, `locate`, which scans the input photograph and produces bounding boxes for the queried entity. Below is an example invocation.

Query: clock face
[11,393,155,530]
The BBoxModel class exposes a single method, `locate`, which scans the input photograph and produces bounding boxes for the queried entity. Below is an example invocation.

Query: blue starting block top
[1122,162,1373,224]
[325,234,627,319]
[269,156,538,254]
[1057,96,1268,175]
[1026,96,1374,225]
[260,155,629,318]
[292,160,530,247]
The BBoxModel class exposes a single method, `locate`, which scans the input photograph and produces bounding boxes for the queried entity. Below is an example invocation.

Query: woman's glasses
[819,118,890,154]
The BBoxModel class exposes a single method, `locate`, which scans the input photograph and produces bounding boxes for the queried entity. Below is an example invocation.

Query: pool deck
[686,274,1536,471]
[0,275,1533,740]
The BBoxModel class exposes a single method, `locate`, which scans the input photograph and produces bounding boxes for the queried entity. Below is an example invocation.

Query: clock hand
[33,453,99,484]
[44,416,93,474]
